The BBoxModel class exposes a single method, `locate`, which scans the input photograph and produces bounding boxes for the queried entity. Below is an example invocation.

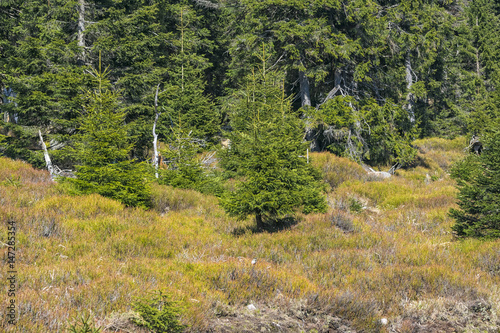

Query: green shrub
[132,290,186,333]
[151,184,205,212]
[220,57,327,229]
[67,314,101,333]
[349,197,364,213]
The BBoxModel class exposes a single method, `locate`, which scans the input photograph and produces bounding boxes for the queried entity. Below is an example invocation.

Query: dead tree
[404,51,416,123]
[77,0,86,64]
[39,130,54,179]
[152,84,161,178]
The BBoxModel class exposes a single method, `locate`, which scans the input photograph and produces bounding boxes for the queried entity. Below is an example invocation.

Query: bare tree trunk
[77,0,85,63]
[255,213,264,230]
[299,70,311,107]
[405,52,415,123]
[300,68,319,150]
[152,84,161,179]
[39,130,54,178]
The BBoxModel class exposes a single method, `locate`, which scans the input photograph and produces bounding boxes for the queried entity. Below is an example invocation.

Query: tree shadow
[231,216,298,236]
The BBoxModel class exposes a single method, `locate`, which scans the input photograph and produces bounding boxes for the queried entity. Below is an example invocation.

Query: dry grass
[1,137,500,332]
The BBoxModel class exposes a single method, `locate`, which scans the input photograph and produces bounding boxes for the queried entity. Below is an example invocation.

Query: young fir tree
[159,123,205,190]
[220,48,327,229]
[157,120,223,195]
[160,4,219,142]
[68,63,150,208]
[450,129,500,238]
[154,5,220,193]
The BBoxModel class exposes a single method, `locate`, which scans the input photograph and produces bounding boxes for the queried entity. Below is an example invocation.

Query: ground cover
[1,137,499,332]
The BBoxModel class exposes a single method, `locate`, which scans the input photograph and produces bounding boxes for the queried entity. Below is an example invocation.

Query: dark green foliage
[446,0,500,138]
[67,67,150,208]
[306,97,417,166]
[2,0,500,183]
[450,131,500,238]
[0,0,90,164]
[224,0,359,103]
[220,54,327,228]
[160,4,219,141]
[132,290,186,333]
[88,1,219,158]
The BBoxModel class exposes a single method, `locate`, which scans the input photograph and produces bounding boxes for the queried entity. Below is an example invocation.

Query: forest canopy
[1,0,500,166]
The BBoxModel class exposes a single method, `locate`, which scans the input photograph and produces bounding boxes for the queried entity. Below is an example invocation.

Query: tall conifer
[220,47,326,229]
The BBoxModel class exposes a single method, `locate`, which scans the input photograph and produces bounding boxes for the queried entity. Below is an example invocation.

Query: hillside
[1,137,499,332]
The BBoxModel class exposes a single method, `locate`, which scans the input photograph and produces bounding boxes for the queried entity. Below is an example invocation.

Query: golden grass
[311,152,368,189]
[1,137,500,332]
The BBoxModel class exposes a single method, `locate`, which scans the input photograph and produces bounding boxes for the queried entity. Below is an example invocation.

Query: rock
[372,171,391,179]
[247,304,257,311]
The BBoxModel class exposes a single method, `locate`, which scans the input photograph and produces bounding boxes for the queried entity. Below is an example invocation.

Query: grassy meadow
[1,137,500,332]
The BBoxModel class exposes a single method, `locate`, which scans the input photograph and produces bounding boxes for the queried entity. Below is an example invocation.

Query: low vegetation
[1,137,500,332]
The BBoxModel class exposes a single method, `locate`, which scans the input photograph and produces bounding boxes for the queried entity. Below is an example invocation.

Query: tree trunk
[300,69,319,150]
[39,130,54,178]
[299,70,311,107]
[77,0,85,63]
[476,16,480,79]
[255,213,264,230]
[316,68,342,109]
[152,84,161,178]
[2,87,18,124]
[405,52,415,123]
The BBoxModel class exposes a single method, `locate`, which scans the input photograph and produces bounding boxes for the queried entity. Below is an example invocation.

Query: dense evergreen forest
[2,0,499,167]
[2,0,500,213]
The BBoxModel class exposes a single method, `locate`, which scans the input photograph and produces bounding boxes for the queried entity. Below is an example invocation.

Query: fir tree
[159,124,205,190]
[220,48,326,229]
[161,4,219,141]
[450,129,500,238]
[68,62,150,208]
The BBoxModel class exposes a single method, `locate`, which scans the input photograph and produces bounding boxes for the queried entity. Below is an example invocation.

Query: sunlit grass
[1,137,500,332]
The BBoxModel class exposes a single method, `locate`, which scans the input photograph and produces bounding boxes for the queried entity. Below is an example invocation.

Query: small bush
[1,175,21,187]
[412,137,466,172]
[413,137,466,153]
[331,212,356,233]
[67,314,101,333]
[348,197,364,213]
[132,290,186,333]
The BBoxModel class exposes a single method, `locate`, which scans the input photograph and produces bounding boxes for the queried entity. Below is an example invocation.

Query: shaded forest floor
[1,137,500,332]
